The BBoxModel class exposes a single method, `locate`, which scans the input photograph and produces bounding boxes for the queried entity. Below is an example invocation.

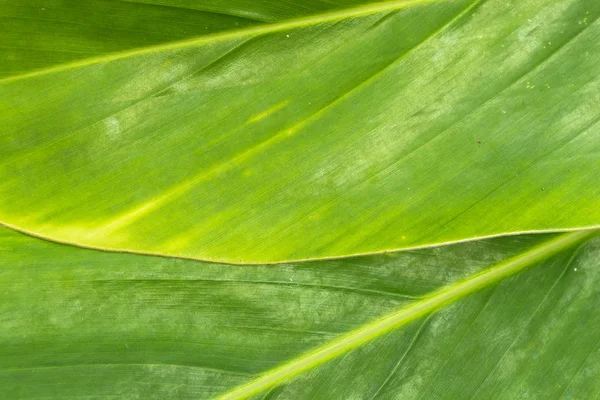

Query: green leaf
[2,0,600,398]
[1,226,599,399]
[1,0,599,263]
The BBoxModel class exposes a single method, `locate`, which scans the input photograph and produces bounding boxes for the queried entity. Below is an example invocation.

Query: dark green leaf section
[1,0,417,77]
[1,226,598,399]
[269,238,600,399]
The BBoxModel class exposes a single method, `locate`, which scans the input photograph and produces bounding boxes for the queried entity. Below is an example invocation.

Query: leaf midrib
[0,0,448,84]
[215,229,598,400]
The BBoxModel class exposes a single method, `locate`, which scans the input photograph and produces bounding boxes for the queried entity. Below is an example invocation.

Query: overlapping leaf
[1,0,599,262]
[1,227,599,398]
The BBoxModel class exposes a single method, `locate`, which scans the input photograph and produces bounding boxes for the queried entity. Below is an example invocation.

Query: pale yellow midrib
[215,229,598,400]
[0,0,447,84]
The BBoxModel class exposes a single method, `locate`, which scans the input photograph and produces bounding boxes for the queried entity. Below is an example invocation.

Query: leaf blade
[1,225,598,398]
[2,0,600,262]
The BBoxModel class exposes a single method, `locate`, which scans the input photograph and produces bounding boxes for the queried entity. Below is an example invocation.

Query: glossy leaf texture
[1,226,599,399]
[1,0,600,263]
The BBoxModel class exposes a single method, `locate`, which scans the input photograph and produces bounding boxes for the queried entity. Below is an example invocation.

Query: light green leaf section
[1,0,599,263]
[1,226,598,399]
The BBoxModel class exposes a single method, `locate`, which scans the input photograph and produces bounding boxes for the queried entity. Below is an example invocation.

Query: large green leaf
[1,226,599,399]
[2,0,600,398]
[1,0,599,263]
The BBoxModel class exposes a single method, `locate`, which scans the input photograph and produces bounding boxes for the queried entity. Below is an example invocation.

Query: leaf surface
[1,0,599,262]
[3,0,423,77]
[3,1,600,397]
[1,226,599,399]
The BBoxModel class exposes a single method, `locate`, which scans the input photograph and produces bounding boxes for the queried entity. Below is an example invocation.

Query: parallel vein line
[0,363,252,376]
[414,285,499,400]
[370,314,432,399]
[556,334,600,399]
[467,245,585,399]
[117,0,270,22]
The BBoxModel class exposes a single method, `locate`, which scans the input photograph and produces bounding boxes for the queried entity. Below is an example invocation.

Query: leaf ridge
[2,220,599,266]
